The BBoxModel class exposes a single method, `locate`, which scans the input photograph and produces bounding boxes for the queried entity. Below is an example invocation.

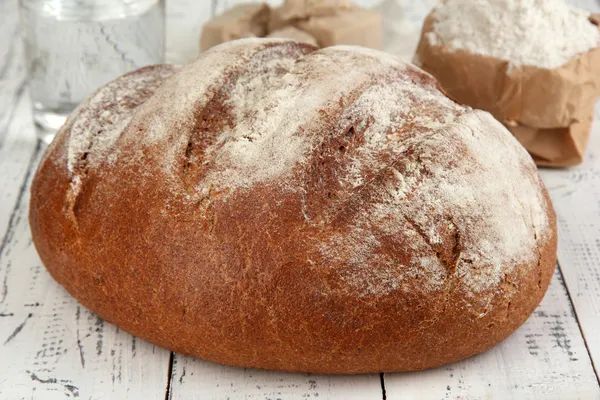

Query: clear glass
[19,0,165,143]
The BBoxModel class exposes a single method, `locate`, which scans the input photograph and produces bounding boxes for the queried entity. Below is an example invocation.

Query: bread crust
[30,39,557,373]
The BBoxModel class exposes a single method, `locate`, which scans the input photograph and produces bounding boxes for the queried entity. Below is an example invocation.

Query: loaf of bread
[30,39,557,373]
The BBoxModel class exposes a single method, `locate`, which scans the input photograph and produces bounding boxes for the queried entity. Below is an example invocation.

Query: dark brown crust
[29,40,558,374]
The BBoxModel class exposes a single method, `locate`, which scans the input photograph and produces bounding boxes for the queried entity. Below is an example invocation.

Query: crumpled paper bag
[414,13,600,166]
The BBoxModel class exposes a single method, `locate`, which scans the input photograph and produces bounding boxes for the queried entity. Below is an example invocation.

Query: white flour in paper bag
[427,0,600,69]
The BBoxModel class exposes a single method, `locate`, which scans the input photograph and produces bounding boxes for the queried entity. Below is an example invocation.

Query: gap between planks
[165,351,175,400]
[557,260,600,385]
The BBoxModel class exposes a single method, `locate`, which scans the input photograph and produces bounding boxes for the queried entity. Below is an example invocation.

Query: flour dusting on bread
[326,111,550,300]
[66,65,177,176]
[197,45,443,191]
[57,39,551,310]
[32,39,558,371]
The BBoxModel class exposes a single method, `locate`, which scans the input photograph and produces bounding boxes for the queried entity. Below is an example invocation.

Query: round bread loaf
[29,38,557,373]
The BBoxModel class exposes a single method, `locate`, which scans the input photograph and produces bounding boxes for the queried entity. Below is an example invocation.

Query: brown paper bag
[414,13,600,167]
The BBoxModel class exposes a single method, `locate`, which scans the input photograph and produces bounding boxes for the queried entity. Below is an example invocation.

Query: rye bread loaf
[29,38,557,374]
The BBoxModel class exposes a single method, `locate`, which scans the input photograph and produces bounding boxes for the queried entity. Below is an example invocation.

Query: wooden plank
[531,3,600,380]
[0,0,26,148]
[0,94,39,245]
[0,0,41,251]
[540,106,600,380]
[168,355,383,400]
[384,269,600,399]
[0,154,172,399]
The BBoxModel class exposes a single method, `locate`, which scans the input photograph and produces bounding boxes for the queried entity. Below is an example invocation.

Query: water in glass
[19,0,165,143]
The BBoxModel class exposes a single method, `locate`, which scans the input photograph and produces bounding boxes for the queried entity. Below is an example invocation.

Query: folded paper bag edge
[415,11,600,167]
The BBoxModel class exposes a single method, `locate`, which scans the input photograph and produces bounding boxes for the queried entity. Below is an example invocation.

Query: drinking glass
[19,0,165,143]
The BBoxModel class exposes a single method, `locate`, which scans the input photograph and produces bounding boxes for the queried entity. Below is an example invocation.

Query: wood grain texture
[0,150,172,400]
[0,1,27,147]
[0,1,39,240]
[168,354,383,400]
[384,269,600,400]
[540,105,600,381]
[0,94,39,248]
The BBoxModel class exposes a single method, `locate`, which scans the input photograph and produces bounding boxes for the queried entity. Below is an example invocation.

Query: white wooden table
[1,0,600,399]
